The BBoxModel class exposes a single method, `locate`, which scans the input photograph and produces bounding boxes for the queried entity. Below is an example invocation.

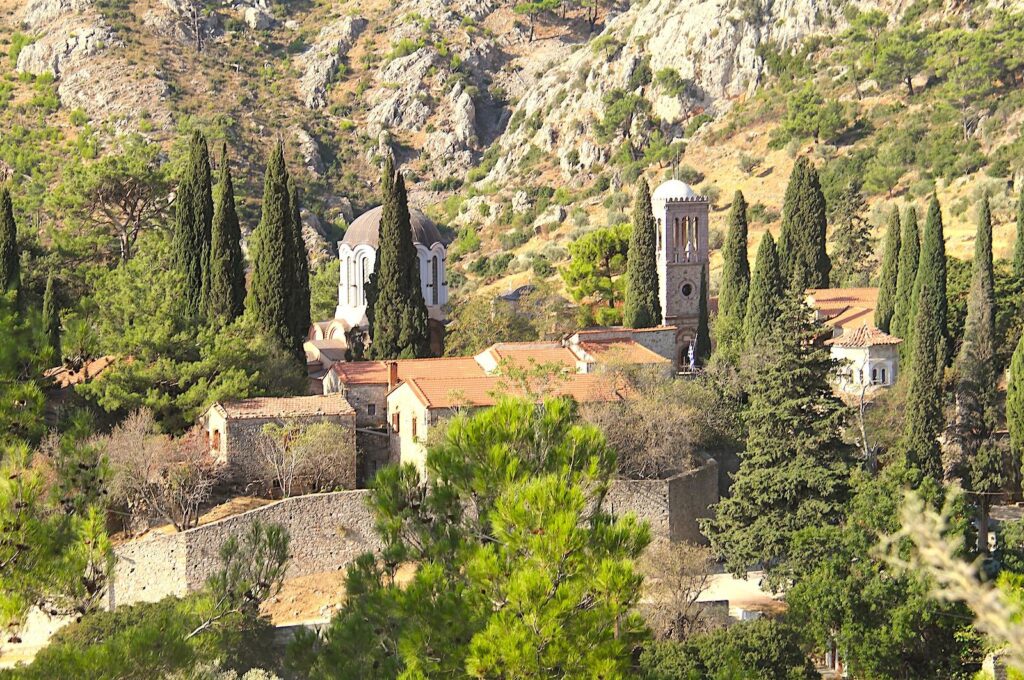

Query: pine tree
[287,175,312,349]
[874,206,901,333]
[367,159,430,359]
[778,157,830,291]
[715,191,750,359]
[744,233,784,349]
[247,142,295,352]
[42,274,60,361]
[828,181,874,287]
[623,178,661,328]
[909,195,949,375]
[693,264,712,367]
[890,206,920,356]
[0,187,18,300]
[705,296,852,580]
[1013,187,1024,278]
[896,284,945,486]
[173,131,214,318]
[205,144,246,323]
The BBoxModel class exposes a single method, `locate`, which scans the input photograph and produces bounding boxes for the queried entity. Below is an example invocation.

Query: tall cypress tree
[1007,333,1024,470]
[287,175,312,348]
[42,274,60,361]
[874,206,901,333]
[206,144,246,322]
[1013,188,1024,278]
[890,206,920,356]
[0,186,18,300]
[173,130,214,318]
[715,190,750,359]
[623,178,661,328]
[693,264,712,367]
[744,233,784,349]
[910,195,949,375]
[896,284,945,486]
[778,157,830,292]
[367,159,430,359]
[247,142,295,352]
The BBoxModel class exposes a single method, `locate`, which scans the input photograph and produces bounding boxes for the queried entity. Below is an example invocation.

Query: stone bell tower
[651,179,709,341]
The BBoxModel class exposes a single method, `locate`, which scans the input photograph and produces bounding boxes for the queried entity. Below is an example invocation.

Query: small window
[367,403,377,416]
[681,282,694,297]
[211,430,221,451]
[411,417,418,439]
[880,368,887,384]
[392,412,400,433]
[871,368,878,384]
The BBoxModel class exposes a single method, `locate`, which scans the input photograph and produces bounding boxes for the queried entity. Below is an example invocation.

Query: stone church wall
[605,457,719,544]
[111,490,379,609]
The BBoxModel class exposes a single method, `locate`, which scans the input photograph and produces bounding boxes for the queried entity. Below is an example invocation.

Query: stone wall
[605,457,719,544]
[111,490,379,609]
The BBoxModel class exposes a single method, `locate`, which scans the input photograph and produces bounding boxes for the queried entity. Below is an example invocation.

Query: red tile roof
[216,394,355,419]
[399,373,626,409]
[479,342,580,370]
[825,324,903,348]
[331,357,484,385]
[44,355,119,389]
[576,339,671,364]
[805,287,879,319]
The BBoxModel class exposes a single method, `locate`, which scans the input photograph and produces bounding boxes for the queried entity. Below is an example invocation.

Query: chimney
[387,361,399,390]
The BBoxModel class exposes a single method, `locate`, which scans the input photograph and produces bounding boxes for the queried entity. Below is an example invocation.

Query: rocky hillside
[2,0,1023,300]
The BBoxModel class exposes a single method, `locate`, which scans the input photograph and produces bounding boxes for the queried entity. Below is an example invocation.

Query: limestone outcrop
[296,14,367,109]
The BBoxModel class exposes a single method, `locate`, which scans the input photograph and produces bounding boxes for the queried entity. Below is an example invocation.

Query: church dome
[652,179,698,202]
[341,205,443,249]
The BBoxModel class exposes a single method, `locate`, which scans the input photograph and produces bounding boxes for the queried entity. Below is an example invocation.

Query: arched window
[431,255,439,305]
[357,256,367,305]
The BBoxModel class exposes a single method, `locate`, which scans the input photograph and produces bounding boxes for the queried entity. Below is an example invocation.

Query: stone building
[204,394,357,488]
[652,179,710,364]
[825,324,902,392]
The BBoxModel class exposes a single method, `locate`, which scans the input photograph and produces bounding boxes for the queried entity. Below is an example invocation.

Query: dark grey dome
[341,205,443,249]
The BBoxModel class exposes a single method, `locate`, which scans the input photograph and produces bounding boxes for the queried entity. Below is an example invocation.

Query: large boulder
[292,127,325,177]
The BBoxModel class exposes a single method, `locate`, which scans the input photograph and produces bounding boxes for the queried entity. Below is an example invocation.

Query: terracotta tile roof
[805,287,879,319]
[576,339,671,364]
[400,373,626,409]
[825,324,903,348]
[44,355,119,389]
[828,305,875,330]
[331,357,484,385]
[479,342,580,370]
[216,394,355,419]
[305,339,348,363]
[574,325,678,336]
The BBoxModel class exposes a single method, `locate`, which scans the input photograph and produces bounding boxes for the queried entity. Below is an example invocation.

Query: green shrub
[388,38,424,60]
[654,68,689,97]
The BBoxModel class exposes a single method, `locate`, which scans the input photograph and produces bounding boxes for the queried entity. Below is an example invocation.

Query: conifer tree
[778,157,830,291]
[623,179,661,328]
[173,131,214,318]
[909,195,949,374]
[896,284,945,486]
[890,206,920,355]
[715,191,750,359]
[42,274,60,361]
[205,144,246,323]
[1013,188,1024,278]
[828,181,874,287]
[1007,334,1024,469]
[287,176,312,349]
[367,159,430,359]
[744,233,784,348]
[247,142,295,353]
[693,264,712,367]
[874,206,901,333]
[705,296,852,580]
[0,187,18,300]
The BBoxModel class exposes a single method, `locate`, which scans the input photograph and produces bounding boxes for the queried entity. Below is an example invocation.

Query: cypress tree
[693,264,712,367]
[173,130,214,318]
[287,175,312,349]
[715,190,750,358]
[896,284,945,486]
[367,159,430,359]
[247,142,295,352]
[778,157,830,291]
[623,178,661,328]
[874,206,901,333]
[744,233,784,348]
[42,274,60,361]
[1007,333,1024,469]
[910,195,949,375]
[206,144,246,322]
[952,196,999,552]
[890,206,920,355]
[1013,187,1024,278]
[0,186,18,300]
